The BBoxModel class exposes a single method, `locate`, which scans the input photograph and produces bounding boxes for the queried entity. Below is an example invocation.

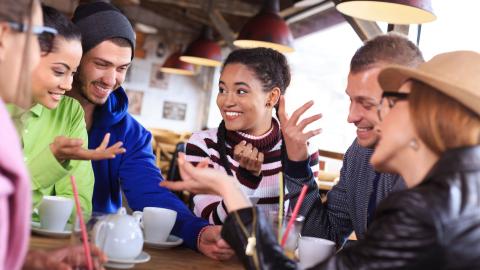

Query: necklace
[233,208,260,269]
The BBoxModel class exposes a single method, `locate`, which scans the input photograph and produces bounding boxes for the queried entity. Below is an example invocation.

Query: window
[286,22,361,153]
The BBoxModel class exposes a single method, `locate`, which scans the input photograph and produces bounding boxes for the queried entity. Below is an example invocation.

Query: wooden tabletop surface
[30,234,243,270]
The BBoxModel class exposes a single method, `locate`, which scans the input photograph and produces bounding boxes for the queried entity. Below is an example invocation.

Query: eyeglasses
[377,92,409,121]
[8,22,57,54]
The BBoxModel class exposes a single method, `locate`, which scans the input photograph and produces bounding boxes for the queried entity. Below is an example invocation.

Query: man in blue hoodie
[68,2,233,260]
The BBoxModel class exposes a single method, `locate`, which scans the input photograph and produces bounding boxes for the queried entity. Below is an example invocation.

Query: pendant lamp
[160,50,195,76]
[234,0,294,53]
[336,0,436,24]
[180,27,222,67]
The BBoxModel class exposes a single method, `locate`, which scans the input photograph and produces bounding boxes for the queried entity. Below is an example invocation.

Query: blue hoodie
[88,87,209,250]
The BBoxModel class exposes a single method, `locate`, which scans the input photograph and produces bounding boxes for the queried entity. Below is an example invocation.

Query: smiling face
[31,37,82,109]
[346,67,387,148]
[371,82,416,173]
[217,63,277,136]
[74,39,131,105]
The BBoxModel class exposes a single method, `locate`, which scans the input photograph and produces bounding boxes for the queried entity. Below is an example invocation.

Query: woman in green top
[12,5,125,218]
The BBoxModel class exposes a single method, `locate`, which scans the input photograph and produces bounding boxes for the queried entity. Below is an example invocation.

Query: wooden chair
[316,149,344,197]
[149,128,192,179]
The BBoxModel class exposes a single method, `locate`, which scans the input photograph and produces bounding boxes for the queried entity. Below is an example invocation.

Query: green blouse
[8,96,94,219]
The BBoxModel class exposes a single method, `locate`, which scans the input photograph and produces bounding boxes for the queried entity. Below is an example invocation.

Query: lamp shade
[336,0,436,24]
[180,28,222,67]
[161,51,195,76]
[234,0,294,53]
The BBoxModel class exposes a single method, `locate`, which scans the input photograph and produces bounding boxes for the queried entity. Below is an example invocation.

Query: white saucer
[144,235,183,249]
[104,251,150,269]
[31,221,79,238]
[103,262,134,269]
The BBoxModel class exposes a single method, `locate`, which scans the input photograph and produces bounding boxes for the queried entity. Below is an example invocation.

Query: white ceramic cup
[298,237,335,269]
[38,196,74,232]
[133,207,177,243]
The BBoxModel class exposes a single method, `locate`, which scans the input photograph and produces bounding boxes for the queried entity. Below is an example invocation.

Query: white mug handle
[132,211,144,229]
[93,220,107,250]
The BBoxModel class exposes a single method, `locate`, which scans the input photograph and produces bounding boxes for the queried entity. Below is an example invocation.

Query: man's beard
[73,75,108,106]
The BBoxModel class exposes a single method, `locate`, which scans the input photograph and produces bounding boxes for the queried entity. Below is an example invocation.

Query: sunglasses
[377,92,409,121]
[8,22,58,54]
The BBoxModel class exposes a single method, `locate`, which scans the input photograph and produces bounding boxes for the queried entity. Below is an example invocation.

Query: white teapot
[91,207,143,260]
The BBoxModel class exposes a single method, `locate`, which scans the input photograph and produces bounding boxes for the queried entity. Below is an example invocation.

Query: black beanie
[72,2,135,58]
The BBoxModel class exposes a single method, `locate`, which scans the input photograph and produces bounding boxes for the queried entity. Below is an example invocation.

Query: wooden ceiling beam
[146,0,260,17]
[185,9,213,27]
[387,24,410,35]
[209,9,236,50]
[140,0,202,31]
[331,0,382,42]
[288,7,345,39]
[122,5,195,34]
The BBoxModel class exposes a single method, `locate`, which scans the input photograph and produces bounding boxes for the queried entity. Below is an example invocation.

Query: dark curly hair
[217,47,290,176]
[222,47,291,95]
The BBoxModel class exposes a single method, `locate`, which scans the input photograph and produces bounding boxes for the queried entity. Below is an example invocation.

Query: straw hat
[378,50,480,116]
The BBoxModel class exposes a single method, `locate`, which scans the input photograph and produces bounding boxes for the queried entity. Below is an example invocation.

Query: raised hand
[161,153,231,195]
[160,153,251,212]
[233,140,264,176]
[277,96,322,161]
[50,133,126,164]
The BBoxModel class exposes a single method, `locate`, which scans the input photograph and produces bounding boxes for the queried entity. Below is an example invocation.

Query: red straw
[70,175,93,270]
[280,184,308,248]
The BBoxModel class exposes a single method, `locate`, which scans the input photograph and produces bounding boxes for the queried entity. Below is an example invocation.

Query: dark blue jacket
[88,87,208,250]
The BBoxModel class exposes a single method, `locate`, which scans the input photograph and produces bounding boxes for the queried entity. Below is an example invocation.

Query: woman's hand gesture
[233,141,264,176]
[160,153,251,212]
[50,133,126,163]
[277,96,322,161]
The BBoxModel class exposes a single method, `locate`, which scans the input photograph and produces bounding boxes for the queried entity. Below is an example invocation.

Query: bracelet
[197,225,214,249]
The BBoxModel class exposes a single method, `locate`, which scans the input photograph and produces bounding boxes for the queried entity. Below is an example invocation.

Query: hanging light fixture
[160,50,196,76]
[234,0,294,53]
[180,27,222,67]
[336,0,436,24]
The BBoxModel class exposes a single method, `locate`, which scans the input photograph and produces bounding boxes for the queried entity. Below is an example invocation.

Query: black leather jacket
[222,146,480,270]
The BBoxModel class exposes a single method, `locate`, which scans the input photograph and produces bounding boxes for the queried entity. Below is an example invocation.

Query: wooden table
[30,235,243,270]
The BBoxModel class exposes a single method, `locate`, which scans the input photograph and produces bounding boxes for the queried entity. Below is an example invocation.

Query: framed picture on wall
[125,89,144,115]
[149,63,170,89]
[162,101,187,121]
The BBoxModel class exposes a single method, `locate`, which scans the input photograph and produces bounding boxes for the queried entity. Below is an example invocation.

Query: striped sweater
[186,119,319,224]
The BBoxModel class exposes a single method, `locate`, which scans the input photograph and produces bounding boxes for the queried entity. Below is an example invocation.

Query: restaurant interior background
[41,0,480,173]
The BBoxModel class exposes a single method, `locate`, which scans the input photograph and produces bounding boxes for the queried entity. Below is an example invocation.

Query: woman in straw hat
[163,50,480,269]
